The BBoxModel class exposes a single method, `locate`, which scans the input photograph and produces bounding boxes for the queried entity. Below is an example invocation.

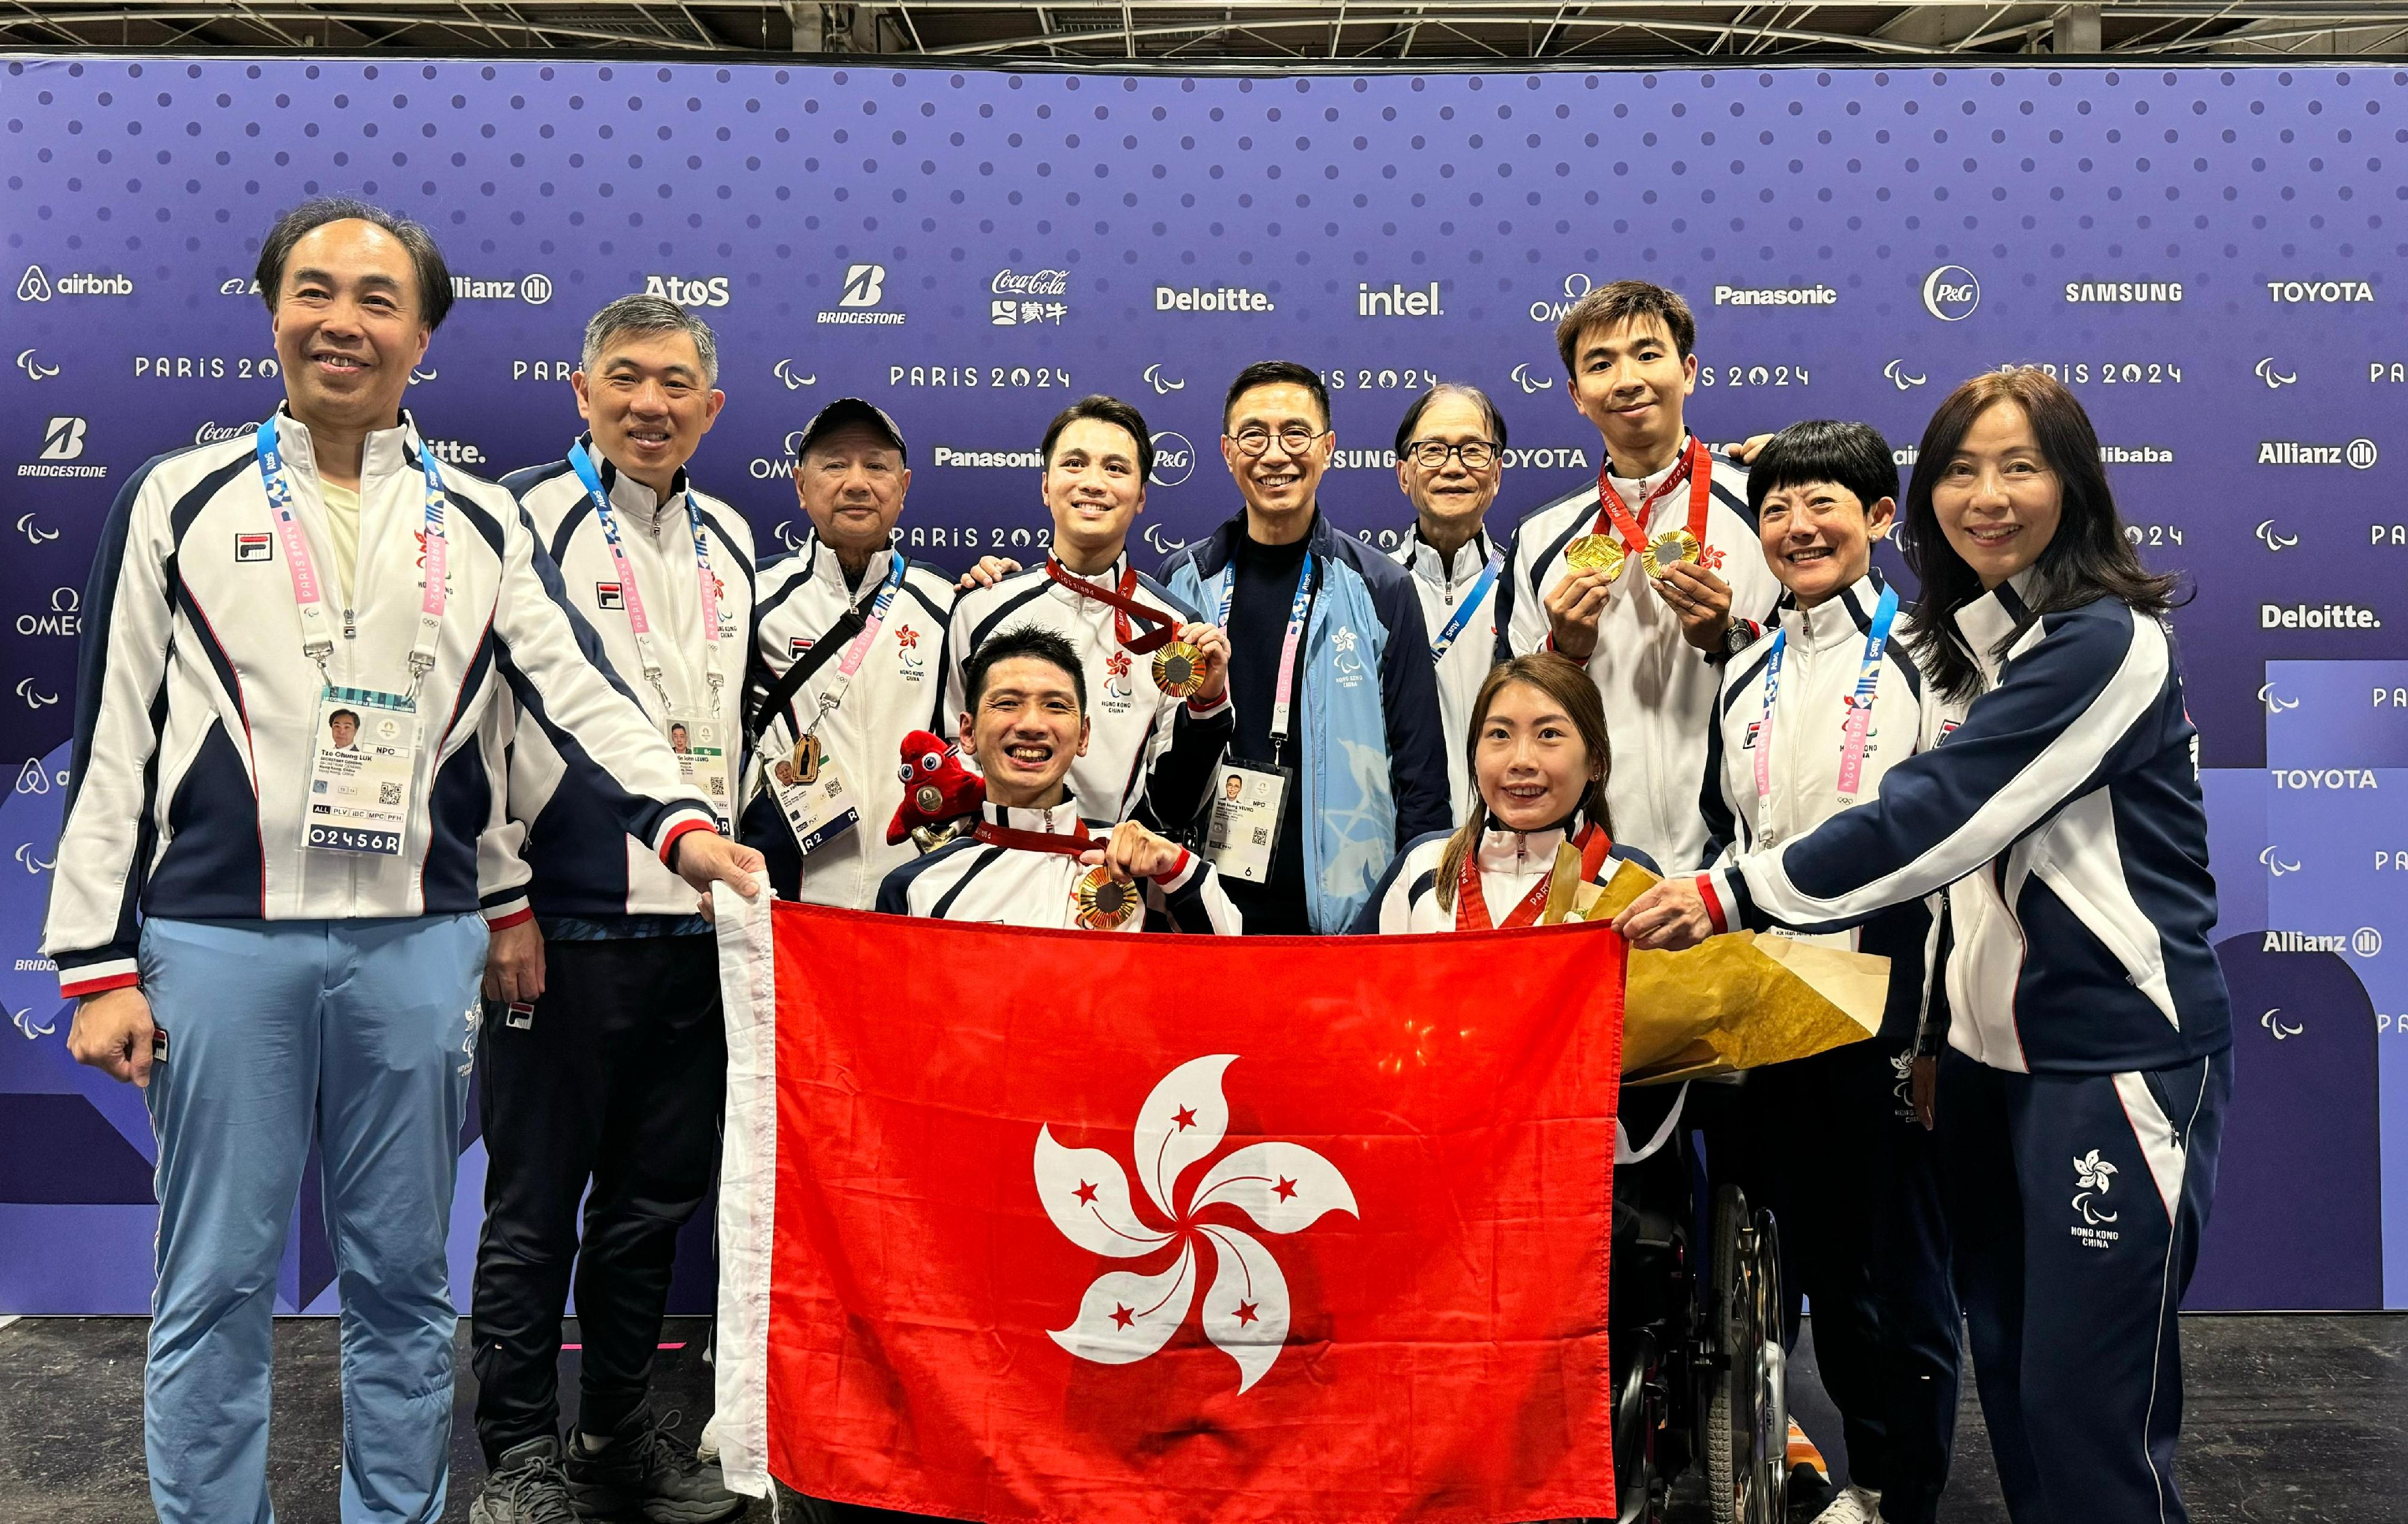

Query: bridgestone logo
[933,446,1042,468]
[15,462,105,477]
[816,310,905,326]
[2064,282,2183,302]
[1712,284,1837,306]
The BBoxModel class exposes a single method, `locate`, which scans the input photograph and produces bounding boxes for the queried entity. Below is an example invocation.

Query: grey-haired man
[471,294,752,1522]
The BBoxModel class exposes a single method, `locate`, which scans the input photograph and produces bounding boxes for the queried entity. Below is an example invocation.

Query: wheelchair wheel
[1704,1185,1787,1524]
[1612,1329,1667,1524]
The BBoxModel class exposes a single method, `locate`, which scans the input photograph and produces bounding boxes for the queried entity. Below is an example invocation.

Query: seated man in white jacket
[44,197,759,1524]
[878,626,1240,935]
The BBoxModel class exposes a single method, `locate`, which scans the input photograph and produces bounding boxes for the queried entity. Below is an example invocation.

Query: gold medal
[1564,533,1627,579]
[1073,865,1141,931]
[1642,527,1703,579]
[1150,638,1206,698]
[913,782,945,816]
[787,732,825,788]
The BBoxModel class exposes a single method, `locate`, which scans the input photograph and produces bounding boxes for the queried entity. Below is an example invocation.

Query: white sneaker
[1810,1484,1884,1524]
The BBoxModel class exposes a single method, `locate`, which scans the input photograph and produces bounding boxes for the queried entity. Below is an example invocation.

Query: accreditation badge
[772,729,861,856]
[666,709,734,832]
[1203,759,1289,885]
[306,686,421,856]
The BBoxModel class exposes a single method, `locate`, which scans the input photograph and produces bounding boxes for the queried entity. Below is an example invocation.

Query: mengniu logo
[1035,1054,1357,1392]
[1920,265,1980,322]
[1149,430,1196,488]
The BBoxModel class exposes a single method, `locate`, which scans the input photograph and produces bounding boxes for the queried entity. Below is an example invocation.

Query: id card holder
[1203,759,1289,885]
[306,686,422,856]
[771,730,861,856]
[667,709,734,832]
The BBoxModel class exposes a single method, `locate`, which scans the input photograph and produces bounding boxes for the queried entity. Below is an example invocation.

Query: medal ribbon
[1046,558,1179,654]
[1589,434,1713,565]
[1753,582,1901,844]
[567,439,724,711]
[256,411,447,695]
[1455,822,1614,932]
[1427,541,1506,661]
[973,818,1096,855]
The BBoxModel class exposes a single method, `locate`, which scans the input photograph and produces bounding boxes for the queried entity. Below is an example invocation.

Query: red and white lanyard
[1047,558,1179,653]
[1588,434,1713,568]
[256,411,446,698]
[568,439,723,714]
[1454,822,1614,932]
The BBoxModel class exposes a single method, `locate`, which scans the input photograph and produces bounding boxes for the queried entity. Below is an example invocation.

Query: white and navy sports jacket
[1392,526,1501,826]
[874,801,1242,934]
[43,409,715,1000]
[1699,568,2232,1075]
[1698,570,1946,1051]
[942,555,1233,832]
[740,534,955,911]
[479,444,756,925]
[1351,821,1657,935]
[1491,437,1781,871]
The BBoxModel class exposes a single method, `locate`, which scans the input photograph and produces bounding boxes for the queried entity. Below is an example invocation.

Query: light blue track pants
[138,914,486,1524]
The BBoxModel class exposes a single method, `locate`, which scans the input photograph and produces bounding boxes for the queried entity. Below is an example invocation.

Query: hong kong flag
[710,894,1625,1524]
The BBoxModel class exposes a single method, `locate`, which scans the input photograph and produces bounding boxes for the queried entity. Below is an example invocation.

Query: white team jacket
[942,555,1233,831]
[43,409,714,999]
[479,445,757,923]
[740,535,956,911]
[1391,526,1501,826]
[1351,822,1659,935]
[1491,437,1781,872]
[874,801,1243,933]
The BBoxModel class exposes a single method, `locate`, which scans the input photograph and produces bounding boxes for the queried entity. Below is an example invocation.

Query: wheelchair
[1607,1081,1789,1524]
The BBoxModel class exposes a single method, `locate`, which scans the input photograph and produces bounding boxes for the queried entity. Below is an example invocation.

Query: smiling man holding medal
[944,394,1233,833]
[43,200,761,1524]
[471,294,756,1523]
[1492,281,1784,871]
[880,627,1241,933]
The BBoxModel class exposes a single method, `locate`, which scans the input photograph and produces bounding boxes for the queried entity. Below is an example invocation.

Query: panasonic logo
[2268,280,2374,303]
[2272,768,2378,789]
[1713,284,1838,307]
[2259,439,2379,468]
[2261,602,2382,629]
[1156,284,1274,313]
[2064,282,2183,303]
[932,446,1043,468]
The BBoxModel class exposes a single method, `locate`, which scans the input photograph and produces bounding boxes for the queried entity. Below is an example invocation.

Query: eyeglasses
[1403,438,1500,471]
[1226,423,1329,458]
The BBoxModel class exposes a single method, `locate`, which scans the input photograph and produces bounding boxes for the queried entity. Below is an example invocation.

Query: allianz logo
[2270,768,2377,789]
[2262,928,2383,957]
[2259,438,2379,468]
[452,273,554,305]
[1326,447,1593,470]
[2268,280,2374,303]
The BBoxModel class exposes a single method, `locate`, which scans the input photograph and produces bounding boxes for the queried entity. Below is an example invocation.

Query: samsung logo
[2064,282,2183,303]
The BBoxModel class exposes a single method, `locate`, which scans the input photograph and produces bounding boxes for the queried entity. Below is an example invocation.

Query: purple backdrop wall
[2,54,2402,1314]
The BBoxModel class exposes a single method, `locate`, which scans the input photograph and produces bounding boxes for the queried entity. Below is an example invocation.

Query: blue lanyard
[1427,543,1504,660]
[256,411,447,693]
[1756,582,1899,829]
[1217,551,1314,754]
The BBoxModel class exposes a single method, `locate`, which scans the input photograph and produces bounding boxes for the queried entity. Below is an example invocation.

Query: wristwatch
[1708,618,1760,665]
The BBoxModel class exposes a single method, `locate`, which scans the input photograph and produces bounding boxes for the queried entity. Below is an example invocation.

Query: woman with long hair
[1617,369,2231,1524]
[1351,652,1656,933]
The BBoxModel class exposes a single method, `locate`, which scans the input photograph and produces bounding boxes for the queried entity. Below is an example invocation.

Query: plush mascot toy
[887,730,985,851]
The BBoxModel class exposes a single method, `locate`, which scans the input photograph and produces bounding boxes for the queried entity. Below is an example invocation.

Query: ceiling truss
[4,1,2404,60]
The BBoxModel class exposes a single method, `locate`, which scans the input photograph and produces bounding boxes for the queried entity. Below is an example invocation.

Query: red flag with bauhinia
[709,892,1626,1524]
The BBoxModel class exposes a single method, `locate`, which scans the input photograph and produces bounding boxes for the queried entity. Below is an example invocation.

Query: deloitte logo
[1920,265,1980,322]
[17,264,134,301]
[1149,431,1195,488]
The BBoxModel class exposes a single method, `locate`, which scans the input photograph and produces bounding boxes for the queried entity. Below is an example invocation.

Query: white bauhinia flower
[1034,1053,1358,1392]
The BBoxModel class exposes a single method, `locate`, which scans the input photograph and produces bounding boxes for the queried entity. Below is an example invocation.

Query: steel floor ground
[0,1314,2398,1523]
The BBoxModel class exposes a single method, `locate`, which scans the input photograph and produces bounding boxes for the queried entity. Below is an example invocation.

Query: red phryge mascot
[887,730,984,852]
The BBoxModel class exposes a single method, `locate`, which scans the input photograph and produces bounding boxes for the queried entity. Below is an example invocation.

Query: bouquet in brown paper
[1557,859,1888,1084]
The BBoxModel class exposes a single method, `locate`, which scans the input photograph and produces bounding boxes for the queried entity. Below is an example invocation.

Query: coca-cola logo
[193,420,261,444]
[991,268,1070,297]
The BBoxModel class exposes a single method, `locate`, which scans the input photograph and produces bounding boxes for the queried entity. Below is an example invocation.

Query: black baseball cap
[795,397,908,463]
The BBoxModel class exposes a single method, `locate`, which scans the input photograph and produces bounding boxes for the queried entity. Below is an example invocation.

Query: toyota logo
[1921,265,1981,322]
[1149,431,1196,488]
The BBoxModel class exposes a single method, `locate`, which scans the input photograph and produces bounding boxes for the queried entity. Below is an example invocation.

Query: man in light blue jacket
[1161,361,1451,934]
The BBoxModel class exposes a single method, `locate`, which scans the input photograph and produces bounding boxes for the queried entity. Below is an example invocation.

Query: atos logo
[1149,431,1196,488]
[644,273,728,309]
[1920,265,1981,322]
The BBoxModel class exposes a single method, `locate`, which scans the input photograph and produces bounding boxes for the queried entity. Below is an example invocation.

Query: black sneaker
[471,1436,580,1524]
[565,1407,746,1523]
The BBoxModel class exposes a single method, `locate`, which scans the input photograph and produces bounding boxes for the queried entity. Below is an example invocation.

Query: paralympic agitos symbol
[1035,1054,1358,1392]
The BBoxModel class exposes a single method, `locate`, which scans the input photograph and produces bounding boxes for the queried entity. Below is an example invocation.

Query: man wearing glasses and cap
[743,397,958,909]
[1388,382,1512,825]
